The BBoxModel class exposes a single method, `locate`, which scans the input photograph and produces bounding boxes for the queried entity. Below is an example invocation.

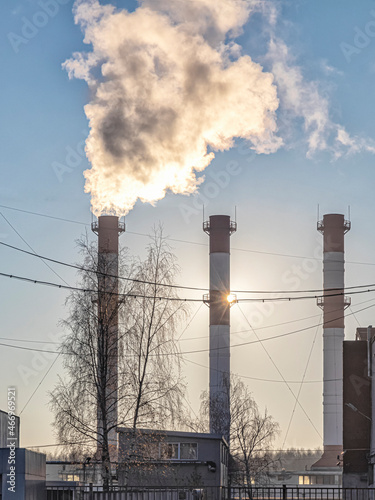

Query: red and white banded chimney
[92,215,125,458]
[203,215,236,443]
[313,213,350,468]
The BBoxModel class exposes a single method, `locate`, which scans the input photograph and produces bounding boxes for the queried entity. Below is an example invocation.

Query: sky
[1,0,375,454]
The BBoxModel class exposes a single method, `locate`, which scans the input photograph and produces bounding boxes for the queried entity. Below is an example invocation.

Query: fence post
[283,484,287,500]
[89,482,93,500]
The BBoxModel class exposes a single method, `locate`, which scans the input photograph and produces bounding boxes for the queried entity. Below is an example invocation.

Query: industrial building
[0,410,46,500]
[342,327,375,488]
[117,428,228,493]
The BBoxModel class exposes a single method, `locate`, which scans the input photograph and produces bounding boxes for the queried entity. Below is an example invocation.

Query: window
[160,443,179,459]
[180,443,197,459]
[298,475,312,485]
[159,442,198,460]
[66,474,80,482]
[299,475,336,486]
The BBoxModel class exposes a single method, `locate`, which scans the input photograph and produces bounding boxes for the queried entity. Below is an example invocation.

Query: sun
[226,294,236,304]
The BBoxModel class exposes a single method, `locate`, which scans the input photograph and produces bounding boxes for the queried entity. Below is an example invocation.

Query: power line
[0,213,70,287]
[0,336,59,345]
[0,300,356,347]
[0,297,374,357]
[181,356,326,384]
[177,302,203,341]
[282,318,321,448]
[176,301,375,356]
[19,353,61,415]
[4,239,375,296]
[1,297,373,348]
[0,271,202,302]
[181,298,375,342]
[0,240,208,292]
[237,304,322,440]
[3,242,375,299]
[2,203,375,267]
[0,204,88,226]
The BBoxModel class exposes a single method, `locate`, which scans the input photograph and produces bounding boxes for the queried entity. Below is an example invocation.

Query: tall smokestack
[203,215,236,443]
[92,215,125,458]
[313,213,350,468]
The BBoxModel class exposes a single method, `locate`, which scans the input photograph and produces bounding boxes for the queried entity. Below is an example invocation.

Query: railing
[46,487,375,500]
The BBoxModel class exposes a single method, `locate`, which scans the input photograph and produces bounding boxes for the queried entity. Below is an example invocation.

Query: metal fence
[46,487,375,500]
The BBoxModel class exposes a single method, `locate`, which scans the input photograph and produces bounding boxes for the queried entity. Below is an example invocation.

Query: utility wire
[0,240,208,292]
[2,203,375,267]
[181,356,328,384]
[0,213,70,287]
[0,337,59,345]
[0,271,202,302]
[281,318,321,449]
[3,240,375,296]
[19,354,61,415]
[181,298,375,342]
[238,304,322,440]
[1,300,375,356]
[154,301,375,356]
[2,264,375,303]
[177,302,203,341]
[0,204,88,226]
[2,297,374,347]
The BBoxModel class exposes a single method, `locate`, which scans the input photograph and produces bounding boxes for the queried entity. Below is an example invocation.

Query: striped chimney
[92,215,125,459]
[313,213,350,468]
[203,215,236,443]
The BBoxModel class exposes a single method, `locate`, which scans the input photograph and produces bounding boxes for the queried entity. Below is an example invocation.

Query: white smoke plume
[266,37,375,159]
[64,0,282,215]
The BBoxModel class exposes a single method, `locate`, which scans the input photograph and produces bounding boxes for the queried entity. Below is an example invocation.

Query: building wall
[0,410,20,448]
[343,341,371,488]
[118,429,227,489]
[0,448,46,500]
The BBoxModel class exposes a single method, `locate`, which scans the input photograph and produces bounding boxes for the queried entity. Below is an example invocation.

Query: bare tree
[229,377,279,490]
[50,227,188,487]
[199,375,279,491]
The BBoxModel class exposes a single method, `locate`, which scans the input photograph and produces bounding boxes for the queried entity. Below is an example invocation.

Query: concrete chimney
[92,215,125,458]
[313,213,350,469]
[203,215,236,443]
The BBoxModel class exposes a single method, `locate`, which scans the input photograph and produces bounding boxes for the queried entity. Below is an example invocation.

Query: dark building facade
[342,338,372,487]
[117,428,228,497]
[0,409,46,499]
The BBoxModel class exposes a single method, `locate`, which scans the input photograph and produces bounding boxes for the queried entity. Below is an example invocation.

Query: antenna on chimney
[348,205,351,222]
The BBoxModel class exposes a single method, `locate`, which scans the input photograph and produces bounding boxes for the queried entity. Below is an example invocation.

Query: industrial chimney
[92,215,125,459]
[203,215,236,443]
[313,213,350,468]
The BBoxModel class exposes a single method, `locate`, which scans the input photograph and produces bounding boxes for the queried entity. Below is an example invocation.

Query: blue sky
[1,0,375,452]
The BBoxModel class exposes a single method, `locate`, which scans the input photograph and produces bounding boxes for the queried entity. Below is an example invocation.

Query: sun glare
[227,294,236,304]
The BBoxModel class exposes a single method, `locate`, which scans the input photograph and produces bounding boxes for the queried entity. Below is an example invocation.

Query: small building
[266,450,341,487]
[0,409,46,499]
[117,428,228,495]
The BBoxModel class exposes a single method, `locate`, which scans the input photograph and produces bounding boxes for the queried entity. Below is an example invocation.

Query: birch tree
[50,227,187,487]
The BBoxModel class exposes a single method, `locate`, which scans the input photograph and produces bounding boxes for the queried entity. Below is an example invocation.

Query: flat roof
[117,427,226,442]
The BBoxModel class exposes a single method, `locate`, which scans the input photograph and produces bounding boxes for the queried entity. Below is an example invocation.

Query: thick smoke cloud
[64,0,281,215]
